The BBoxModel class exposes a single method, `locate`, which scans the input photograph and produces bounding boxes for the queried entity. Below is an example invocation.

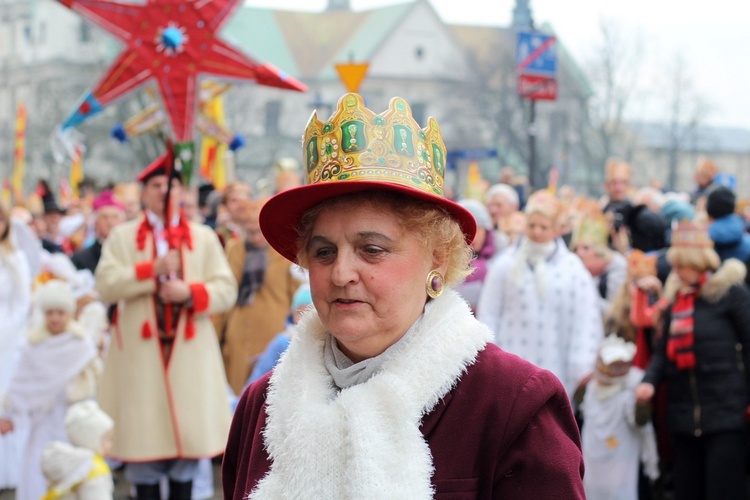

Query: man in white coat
[95,149,237,500]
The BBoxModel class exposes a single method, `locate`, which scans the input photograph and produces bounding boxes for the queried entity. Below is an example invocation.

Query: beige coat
[95,217,237,461]
[213,239,300,395]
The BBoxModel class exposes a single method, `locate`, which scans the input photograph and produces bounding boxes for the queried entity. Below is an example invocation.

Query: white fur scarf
[249,289,492,500]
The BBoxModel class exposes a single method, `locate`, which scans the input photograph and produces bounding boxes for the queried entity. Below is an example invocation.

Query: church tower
[512,0,534,29]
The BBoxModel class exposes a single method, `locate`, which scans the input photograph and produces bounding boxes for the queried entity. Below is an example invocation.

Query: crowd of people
[0,92,749,499]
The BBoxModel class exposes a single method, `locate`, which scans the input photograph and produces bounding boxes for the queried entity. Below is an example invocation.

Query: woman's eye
[312,247,336,260]
[362,245,385,256]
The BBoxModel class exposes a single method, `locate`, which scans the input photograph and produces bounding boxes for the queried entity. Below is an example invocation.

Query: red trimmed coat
[95,216,237,462]
[223,343,585,499]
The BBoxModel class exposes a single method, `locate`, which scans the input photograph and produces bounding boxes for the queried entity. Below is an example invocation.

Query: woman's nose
[330,251,358,286]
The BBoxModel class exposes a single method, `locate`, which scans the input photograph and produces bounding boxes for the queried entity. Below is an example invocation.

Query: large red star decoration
[58,0,306,143]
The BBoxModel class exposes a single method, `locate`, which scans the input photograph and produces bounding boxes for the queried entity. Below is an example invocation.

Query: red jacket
[222,343,585,499]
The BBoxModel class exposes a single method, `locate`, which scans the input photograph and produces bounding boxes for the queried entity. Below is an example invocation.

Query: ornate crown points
[671,220,713,248]
[627,249,657,277]
[302,93,447,196]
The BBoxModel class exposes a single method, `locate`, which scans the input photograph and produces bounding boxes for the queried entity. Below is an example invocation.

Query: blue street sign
[448,148,498,160]
[516,32,557,76]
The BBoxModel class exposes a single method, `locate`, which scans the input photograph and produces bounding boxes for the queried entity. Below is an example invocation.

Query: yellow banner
[70,145,84,198]
[12,103,26,201]
[199,95,228,189]
[2,179,11,208]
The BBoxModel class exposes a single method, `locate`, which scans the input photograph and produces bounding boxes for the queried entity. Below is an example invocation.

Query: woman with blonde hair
[636,221,750,500]
[223,93,584,498]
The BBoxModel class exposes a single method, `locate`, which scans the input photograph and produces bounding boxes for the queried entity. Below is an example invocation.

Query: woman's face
[305,202,435,362]
[672,262,702,286]
[525,212,556,244]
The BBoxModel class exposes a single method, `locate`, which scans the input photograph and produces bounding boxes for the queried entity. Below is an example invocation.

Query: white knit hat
[36,279,76,313]
[65,400,115,454]
[457,199,494,230]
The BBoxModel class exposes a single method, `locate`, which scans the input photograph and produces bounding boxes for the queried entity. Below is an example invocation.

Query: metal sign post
[516,31,557,189]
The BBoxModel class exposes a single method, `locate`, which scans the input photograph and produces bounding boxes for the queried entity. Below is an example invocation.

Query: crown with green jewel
[302,93,447,196]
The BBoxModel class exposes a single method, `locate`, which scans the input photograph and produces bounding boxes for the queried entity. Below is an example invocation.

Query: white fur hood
[249,289,492,499]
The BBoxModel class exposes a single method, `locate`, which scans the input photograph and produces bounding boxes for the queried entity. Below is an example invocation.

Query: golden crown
[571,213,609,249]
[302,93,447,196]
[627,249,657,277]
[671,221,713,248]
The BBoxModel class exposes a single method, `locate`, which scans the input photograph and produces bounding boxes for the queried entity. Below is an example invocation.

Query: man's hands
[154,249,181,277]
[153,250,191,304]
[158,279,192,304]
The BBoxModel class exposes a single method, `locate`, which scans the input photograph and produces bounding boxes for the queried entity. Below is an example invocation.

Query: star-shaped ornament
[58,0,306,143]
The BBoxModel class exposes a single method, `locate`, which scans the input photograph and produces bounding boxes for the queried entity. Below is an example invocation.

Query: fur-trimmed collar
[250,289,491,499]
[28,319,87,344]
[663,258,747,304]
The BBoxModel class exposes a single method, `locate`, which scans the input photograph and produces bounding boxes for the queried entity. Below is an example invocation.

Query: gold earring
[426,270,444,299]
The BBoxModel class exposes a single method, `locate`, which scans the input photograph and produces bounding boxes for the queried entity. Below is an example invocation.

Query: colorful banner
[199,94,228,189]
[70,145,84,198]
[464,160,488,201]
[60,178,72,204]
[2,179,11,208]
[12,103,27,201]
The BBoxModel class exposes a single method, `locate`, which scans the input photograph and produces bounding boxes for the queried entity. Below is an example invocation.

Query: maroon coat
[223,343,585,499]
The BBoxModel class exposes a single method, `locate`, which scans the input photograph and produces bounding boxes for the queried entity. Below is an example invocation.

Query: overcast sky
[245,0,750,131]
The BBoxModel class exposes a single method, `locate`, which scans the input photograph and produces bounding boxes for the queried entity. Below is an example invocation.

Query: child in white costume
[0,280,100,500]
[41,400,115,500]
[581,334,659,500]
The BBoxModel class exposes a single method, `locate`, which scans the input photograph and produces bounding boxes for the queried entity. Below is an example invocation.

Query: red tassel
[141,321,153,339]
[136,218,151,251]
[185,313,196,341]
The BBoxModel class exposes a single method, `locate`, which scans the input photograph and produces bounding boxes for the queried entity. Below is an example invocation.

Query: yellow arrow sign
[335,62,370,93]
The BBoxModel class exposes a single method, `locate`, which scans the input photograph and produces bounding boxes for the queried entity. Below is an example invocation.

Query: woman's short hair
[296,190,473,286]
[666,245,721,273]
[484,183,519,209]
[222,181,252,203]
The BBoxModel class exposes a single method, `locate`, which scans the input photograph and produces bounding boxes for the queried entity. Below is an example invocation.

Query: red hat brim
[259,180,478,263]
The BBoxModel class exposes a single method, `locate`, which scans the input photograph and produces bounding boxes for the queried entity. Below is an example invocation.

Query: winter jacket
[223,289,585,499]
[643,259,750,436]
[709,214,750,263]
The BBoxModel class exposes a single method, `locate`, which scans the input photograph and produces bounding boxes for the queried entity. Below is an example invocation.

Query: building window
[265,100,282,135]
[411,103,426,126]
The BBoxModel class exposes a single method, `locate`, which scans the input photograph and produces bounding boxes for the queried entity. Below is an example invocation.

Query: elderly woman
[222,94,584,498]
[477,190,604,398]
[636,222,750,500]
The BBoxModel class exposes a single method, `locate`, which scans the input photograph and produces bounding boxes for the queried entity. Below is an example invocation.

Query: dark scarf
[667,272,708,370]
[237,241,269,306]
